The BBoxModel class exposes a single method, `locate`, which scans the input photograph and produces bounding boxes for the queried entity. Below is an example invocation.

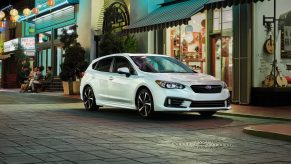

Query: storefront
[125,0,263,104]
[165,7,233,90]
[252,0,291,105]
[1,37,35,88]
[19,0,79,76]
[0,21,6,87]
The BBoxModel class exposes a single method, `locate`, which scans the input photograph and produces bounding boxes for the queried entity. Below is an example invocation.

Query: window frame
[112,56,137,75]
[94,57,114,72]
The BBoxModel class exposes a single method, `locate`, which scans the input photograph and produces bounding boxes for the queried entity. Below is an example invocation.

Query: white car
[80,53,231,118]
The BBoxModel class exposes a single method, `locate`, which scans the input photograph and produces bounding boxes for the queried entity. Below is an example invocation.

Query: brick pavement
[0,96,290,163]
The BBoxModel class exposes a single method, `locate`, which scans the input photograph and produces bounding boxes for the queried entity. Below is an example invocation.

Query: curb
[243,127,291,142]
[216,111,291,121]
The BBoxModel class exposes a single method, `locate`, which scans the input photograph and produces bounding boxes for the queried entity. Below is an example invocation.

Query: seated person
[29,67,43,92]
[41,67,53,91]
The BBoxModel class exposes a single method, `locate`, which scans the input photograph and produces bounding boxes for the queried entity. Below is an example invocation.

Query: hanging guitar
[263,60,288,87]
[264,35,274,54]
[276,66,288,87]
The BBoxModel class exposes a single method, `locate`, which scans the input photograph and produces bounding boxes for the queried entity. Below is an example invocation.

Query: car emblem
[205,85,212,90]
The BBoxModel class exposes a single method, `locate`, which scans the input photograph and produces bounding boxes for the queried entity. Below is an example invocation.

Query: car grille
[190,100,226,108]
[190,85,222,93]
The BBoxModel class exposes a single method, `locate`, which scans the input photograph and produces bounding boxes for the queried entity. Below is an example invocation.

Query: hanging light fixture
[47,0,55,7]
[14,15,20,22]
[10,16,16,22]
[32,8,39,15]
[0,11,5,20]
[0,21,4,28]
[10,9,18,17]
[23,8,31,17]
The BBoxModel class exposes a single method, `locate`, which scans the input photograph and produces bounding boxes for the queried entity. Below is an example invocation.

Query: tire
[199,111,216,117]
[83,86,99,111]
[136,88,154,118]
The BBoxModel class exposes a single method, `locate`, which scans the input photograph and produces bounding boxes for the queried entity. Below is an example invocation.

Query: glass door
[212,35,222,80]
[54,46,64,76]
[212,35,233,91]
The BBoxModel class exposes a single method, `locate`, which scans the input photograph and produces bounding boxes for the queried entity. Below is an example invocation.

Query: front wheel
[136,89,154,118]
[199,111,216,117]
[83,86,99,111]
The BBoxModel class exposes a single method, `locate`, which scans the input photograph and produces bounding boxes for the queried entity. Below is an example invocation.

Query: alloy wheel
[83,86,98,111]
[137,89,154,118]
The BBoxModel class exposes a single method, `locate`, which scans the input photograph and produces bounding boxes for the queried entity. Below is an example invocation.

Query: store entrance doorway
[212,35,233,91]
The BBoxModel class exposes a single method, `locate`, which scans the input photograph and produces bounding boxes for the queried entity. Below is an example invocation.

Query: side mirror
[117,67,130,77]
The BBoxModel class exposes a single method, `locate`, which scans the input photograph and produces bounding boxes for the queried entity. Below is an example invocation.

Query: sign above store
[4,38,19,53]
[21,37,35,50]
[4,37,35,53]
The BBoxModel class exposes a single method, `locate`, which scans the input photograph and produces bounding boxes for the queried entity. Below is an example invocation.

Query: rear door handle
[109,77,114,80]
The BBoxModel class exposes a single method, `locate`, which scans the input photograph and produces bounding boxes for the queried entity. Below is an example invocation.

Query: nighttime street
[0,91,290,164]
[1,0,291,163]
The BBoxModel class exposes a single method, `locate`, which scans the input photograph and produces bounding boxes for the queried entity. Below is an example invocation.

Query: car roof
[91,53,169,63]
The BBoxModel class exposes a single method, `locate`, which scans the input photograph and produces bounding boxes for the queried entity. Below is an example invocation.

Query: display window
[37,31,52,43]
[168,12,207,73]
[54,24,75,40]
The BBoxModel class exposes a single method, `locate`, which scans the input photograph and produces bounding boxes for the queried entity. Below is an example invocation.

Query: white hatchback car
[80,53,231,118]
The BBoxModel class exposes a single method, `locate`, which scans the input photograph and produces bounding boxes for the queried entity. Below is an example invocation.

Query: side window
[92,61,98,70]
[95,58,113,72]
[113,57,135,74]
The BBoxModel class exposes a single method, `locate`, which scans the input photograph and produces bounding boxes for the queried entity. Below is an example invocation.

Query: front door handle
[109,77,114,80]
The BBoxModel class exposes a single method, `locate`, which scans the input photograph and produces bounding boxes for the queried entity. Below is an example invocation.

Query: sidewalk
[218,105,291,142]
[218,104,291,120]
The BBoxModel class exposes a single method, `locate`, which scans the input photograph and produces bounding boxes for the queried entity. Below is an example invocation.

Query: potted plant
[59,25,88,95]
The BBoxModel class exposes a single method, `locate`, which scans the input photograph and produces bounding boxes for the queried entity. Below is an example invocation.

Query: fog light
[181,101,191,107]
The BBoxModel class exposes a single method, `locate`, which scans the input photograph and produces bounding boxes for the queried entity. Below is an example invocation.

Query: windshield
[130,56,194,73]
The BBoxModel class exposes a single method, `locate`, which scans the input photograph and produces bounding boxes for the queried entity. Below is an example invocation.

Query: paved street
[0,91,290,164]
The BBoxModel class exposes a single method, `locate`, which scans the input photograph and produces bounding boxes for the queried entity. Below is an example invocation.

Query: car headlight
[222,82,228,89]
[155,80,185,89]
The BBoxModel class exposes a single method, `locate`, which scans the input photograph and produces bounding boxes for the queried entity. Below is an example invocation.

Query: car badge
[205,85,212,90]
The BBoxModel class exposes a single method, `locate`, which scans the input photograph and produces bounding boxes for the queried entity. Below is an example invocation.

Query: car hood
[146,73,223,85]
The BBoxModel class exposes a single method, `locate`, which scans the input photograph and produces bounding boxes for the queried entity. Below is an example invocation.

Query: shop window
[42,49,47,75]
[37,31,52,43]
[55,25,75,40]
[168,13,207,73]
[213,9,221,32]
[222,7,233,31]
[55,47,65,76]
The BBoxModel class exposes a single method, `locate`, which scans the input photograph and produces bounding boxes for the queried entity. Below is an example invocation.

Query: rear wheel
[199,111,216,117]
[83,86,99,111]
[136,89,154,118]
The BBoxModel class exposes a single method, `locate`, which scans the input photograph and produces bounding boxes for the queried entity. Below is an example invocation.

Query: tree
[59,25,88,81]
[100,6,139,56]
[100,32,139,56]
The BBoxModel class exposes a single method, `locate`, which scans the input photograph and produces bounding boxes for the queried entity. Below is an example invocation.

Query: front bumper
[151,85,231,112]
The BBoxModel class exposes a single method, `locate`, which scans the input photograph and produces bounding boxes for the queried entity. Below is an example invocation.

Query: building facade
[0,0,35,88]
[19,0,79,76]
[252,0,291,105]
[126,0,252,104]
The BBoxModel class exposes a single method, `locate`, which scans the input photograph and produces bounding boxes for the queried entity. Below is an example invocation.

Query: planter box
[62,81,73,95]
[72,81,80,95]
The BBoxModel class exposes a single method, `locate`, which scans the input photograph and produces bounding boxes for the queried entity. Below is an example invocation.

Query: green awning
[123,0,209,33]
[204,0,265,10]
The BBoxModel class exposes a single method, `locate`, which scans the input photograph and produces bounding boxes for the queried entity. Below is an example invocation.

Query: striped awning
[204,0,265,10]
[123,0,209,33]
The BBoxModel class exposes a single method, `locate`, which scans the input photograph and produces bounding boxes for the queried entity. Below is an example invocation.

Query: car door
[92,57,114,103]
[108,56,139,107]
